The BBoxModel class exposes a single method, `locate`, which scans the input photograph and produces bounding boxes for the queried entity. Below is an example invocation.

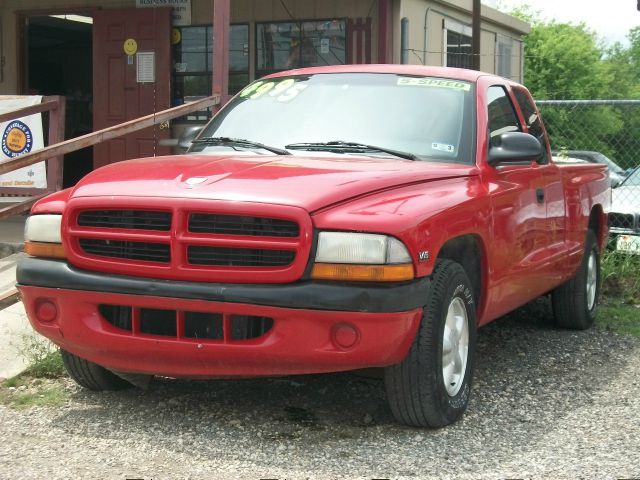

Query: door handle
[536,188,545,204]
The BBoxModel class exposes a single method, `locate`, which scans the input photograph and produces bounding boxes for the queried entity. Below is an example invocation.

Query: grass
[598,304,640,336]
[14,334,66,379]
[0,383,68,409]
[0,335,69,409]
[601,250,640,304]
[598,250,640,337]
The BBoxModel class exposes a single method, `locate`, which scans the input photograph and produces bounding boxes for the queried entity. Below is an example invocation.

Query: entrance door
[93,8,172,169]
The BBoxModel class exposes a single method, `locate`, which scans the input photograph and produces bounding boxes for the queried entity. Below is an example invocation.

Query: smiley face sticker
[123,38,138,56]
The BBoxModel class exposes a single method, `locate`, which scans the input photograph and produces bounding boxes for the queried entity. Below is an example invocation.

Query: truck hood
[71,153,477,212]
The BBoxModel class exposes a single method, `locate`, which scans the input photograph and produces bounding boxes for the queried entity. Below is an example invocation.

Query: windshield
[195,73,475,163]
[620,167,640,187]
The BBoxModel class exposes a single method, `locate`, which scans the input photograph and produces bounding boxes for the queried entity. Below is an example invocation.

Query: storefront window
[256,19,346,78]
[443,20,472,69]
[172,24,249,122]
[446,30,472,69]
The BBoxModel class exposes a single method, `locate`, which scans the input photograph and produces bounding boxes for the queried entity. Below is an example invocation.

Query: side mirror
[179,125,205,150]
[488,132,543,166]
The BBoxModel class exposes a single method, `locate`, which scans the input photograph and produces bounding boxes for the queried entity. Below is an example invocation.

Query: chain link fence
[537,100,640,253]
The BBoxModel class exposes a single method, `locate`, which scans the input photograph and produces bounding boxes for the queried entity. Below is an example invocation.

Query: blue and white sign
[0,96,46,189]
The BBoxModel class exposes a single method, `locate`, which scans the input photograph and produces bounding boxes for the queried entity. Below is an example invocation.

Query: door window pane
[487,86,522,140]
[513,87,549,163]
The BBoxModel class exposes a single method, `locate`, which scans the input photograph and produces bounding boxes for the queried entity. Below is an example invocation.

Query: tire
[552,229,600,330]
[384,259,477,428]
[61,349,131,391]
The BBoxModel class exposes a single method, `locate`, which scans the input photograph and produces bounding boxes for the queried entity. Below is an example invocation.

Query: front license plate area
[616,234,640,254]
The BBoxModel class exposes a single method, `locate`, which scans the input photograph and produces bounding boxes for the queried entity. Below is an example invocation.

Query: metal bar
[400,18,409,64]
[0,98,59,123]
[0,95,220,177]
[212,0,230,110]
[0,193,48,220]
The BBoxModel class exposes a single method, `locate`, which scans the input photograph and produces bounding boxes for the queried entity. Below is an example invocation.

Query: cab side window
[513,87,550,164]
[487,86,522,142]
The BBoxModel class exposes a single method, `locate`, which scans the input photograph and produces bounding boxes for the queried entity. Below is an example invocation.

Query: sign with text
[135,0,191,26]
[0,96,46,189]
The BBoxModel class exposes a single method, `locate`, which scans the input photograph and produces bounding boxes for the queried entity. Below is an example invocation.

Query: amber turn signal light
[310,263,414,282]
[24,241,66,259]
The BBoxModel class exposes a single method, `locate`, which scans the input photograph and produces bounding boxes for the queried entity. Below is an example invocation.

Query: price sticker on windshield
[398,77,471,91]
[239,79,308,102]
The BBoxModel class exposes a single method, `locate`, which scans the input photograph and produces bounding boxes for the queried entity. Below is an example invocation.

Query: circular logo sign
[2,120,33,158]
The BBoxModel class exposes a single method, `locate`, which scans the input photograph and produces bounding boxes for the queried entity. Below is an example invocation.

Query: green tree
[521,20,612,99]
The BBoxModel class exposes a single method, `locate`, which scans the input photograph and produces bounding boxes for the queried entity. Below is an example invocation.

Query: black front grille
[189,213,299,237]
[98,304,273,341]
[78,210,171,231]
[609,213,636,230]
[99,305,132,331]
[187,246,295,267]
[79,238,170,263]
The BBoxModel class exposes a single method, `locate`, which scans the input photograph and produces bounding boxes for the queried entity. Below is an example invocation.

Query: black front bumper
[17,257,429,313]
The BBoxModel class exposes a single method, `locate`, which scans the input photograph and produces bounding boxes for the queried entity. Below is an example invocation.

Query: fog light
[332,323,360,349]
[35,299,58,323]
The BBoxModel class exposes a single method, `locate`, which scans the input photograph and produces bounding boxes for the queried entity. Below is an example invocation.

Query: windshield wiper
[285,141,417,160]
[192,137,291,156]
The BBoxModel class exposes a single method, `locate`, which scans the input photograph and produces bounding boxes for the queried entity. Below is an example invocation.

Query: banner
[0,96,47,189]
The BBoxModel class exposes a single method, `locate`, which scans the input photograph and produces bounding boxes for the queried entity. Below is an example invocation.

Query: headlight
[24,214,65,259]
[311,232,413,282]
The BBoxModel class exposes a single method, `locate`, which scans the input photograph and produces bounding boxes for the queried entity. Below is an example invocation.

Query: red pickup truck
[17,65,610,427]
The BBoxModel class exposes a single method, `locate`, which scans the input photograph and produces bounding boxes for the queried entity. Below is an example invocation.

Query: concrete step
[0,302,36,380]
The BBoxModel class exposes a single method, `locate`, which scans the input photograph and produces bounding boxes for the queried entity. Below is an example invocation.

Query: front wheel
[61,350,132,391]
[552,229,600,330]
[384,259,477,428]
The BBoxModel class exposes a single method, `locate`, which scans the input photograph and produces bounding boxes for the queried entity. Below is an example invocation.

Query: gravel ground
[1,299,639,479]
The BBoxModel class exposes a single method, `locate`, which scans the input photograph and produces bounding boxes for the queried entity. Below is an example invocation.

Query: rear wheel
[384,259,477,427]
[61,349,131,391]
[552,230,600,330]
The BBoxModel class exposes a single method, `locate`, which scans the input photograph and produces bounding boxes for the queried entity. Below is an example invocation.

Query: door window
[513,87,550,164]
[487,86,522,141]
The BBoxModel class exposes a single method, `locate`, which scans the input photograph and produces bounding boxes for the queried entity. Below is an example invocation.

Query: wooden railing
[0,95,220,220]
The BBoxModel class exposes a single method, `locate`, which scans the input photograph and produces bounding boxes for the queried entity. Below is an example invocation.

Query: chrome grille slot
[189,213,299,237]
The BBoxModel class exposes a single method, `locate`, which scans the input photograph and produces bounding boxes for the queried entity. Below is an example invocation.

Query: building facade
[0,0,529,184]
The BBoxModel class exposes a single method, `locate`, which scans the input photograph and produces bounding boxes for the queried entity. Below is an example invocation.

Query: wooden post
[212,0,230,110]
[377,0,391,63]
[44,95,66,192]
[471,0,481,70]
